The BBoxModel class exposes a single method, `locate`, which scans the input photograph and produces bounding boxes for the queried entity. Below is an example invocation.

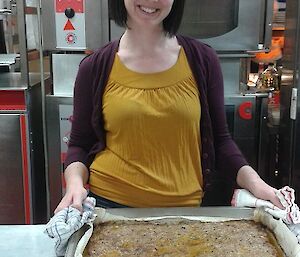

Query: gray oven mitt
[44,197,96,256]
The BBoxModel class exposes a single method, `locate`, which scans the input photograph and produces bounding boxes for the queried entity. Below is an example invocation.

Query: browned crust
[84,219,286,257]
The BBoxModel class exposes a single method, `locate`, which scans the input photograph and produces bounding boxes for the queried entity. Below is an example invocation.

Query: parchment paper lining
[68,207,300,257]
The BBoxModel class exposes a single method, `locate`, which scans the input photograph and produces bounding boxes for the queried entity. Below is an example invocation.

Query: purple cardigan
[65,35,248,196]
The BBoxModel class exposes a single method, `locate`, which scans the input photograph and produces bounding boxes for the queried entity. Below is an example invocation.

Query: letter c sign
[238,101,252,120]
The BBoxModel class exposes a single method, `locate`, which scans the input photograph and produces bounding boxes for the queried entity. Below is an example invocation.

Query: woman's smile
[136,4,161,18]
[138,5,159,14]
[124,0,174,27]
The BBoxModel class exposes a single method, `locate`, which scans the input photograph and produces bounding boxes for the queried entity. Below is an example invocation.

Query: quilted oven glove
[232,186,300,242]
[44,197,96,256]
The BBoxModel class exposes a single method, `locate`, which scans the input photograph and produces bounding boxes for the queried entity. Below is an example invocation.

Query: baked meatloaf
[83,219,286,257]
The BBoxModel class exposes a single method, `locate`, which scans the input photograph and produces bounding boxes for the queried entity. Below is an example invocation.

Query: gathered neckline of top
[107,46,196,90]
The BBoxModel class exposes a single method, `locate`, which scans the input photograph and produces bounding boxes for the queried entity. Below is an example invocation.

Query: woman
[55,0,281,212]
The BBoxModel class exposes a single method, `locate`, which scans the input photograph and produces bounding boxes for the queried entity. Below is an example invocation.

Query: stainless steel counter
[0,72,50,224]
[0,72,49,90]
[0,225,56,257]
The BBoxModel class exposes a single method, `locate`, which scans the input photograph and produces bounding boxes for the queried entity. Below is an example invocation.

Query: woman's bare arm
[54,162,89,213]
[236,165,283,209]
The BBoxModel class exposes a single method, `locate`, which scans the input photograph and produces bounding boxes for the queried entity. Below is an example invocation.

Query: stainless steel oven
[178,0,274,52]
[109,0,274,53]
[41,0,274,53]
[40,0,274,95]
[225,95,261,169]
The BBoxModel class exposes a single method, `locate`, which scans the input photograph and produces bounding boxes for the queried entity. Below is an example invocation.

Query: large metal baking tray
[65,207,254,257]
[65,207,300,257]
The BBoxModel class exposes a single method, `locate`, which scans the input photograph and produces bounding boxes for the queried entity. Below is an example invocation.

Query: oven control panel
[54,0,86,49]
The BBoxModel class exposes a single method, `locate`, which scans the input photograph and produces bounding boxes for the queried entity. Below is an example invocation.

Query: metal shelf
[0,53,19,66]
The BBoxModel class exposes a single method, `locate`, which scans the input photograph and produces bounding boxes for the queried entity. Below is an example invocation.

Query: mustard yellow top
[89,48,203,207]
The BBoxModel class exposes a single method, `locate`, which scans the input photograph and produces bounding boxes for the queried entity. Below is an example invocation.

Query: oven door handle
[263,0,274,51]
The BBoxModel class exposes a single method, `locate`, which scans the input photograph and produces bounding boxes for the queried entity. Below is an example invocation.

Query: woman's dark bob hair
[109,0,186,36]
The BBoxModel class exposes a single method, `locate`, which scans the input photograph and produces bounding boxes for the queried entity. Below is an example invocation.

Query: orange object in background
[254,37,284,64]
[254,0,285,64]
[273,36,285,48]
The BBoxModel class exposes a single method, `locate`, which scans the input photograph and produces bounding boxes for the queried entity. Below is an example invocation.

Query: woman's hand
[248,181,284,209]
[54,162,89,214]
[236,165,284,209]
[54,186,88,214]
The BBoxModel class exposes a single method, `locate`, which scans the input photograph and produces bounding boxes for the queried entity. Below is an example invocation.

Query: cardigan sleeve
[205,47,248,181]
[64,55,98,169]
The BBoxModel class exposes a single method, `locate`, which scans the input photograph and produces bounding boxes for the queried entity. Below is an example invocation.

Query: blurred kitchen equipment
[257,64,281,92]
[0,0,49,224]
[278,0,300,203]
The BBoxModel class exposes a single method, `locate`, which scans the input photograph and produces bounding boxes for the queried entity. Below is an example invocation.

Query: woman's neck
[119,28,175,56]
